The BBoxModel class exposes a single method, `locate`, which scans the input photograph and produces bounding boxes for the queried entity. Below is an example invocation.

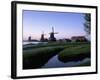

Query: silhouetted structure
[28,36,32,41]
[58,38,71,42]
[49,27,58,41]
[40,32,46,42]
[65,39,71,42]
[71,36,87,42]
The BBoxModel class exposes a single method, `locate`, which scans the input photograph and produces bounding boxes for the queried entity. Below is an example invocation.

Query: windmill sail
[52,27,54,33]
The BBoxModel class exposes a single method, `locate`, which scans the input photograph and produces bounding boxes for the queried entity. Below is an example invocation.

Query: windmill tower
[40,31,46,42]
[28,36,32,41]
[49,27,58,41]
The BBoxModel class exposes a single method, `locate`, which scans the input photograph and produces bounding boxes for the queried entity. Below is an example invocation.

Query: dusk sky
[23,10,86,40]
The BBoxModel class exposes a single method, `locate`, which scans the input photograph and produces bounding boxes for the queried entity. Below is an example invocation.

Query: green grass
[23,46,66,69]
[23,42,90,69]
[23,42,89,50]
[78,59,91,66]
[58,44,90,62]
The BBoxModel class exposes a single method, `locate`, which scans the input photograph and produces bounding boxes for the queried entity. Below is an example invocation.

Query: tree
[84,14,91,34]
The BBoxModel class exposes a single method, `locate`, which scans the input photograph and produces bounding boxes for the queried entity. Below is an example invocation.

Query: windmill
[28,36,32,41]
[49,27,58,41]
[40,31,46,42]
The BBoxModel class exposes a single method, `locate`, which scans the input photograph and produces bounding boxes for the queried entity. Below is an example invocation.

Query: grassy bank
[58,44,90,62]
[23,46,66,69]
[23,42,90,69]
[78,59,91,66]
[23,42,89,50]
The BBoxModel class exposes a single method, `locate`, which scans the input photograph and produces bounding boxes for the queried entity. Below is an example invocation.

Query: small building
[57,38,71,43]
[71,36,87,42]
[65,39,71,42]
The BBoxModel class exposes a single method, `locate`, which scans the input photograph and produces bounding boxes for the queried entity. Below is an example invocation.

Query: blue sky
[23,10,86,40]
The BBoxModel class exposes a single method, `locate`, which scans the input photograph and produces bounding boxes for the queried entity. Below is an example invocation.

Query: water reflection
[42,55,90,68]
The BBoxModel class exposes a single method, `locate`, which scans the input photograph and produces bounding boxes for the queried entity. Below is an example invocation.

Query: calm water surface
[42,55,90,68]
[23,41,47,45]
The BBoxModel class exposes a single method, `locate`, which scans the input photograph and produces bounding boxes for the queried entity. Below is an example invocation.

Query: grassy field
[23,42,90,69]
[58,44,90,62]
[23,42,89,50]
[23,46,65,69]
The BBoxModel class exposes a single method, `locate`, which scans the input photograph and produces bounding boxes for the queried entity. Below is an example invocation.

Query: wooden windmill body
[49,27,58,41]
[40,32,46,42]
